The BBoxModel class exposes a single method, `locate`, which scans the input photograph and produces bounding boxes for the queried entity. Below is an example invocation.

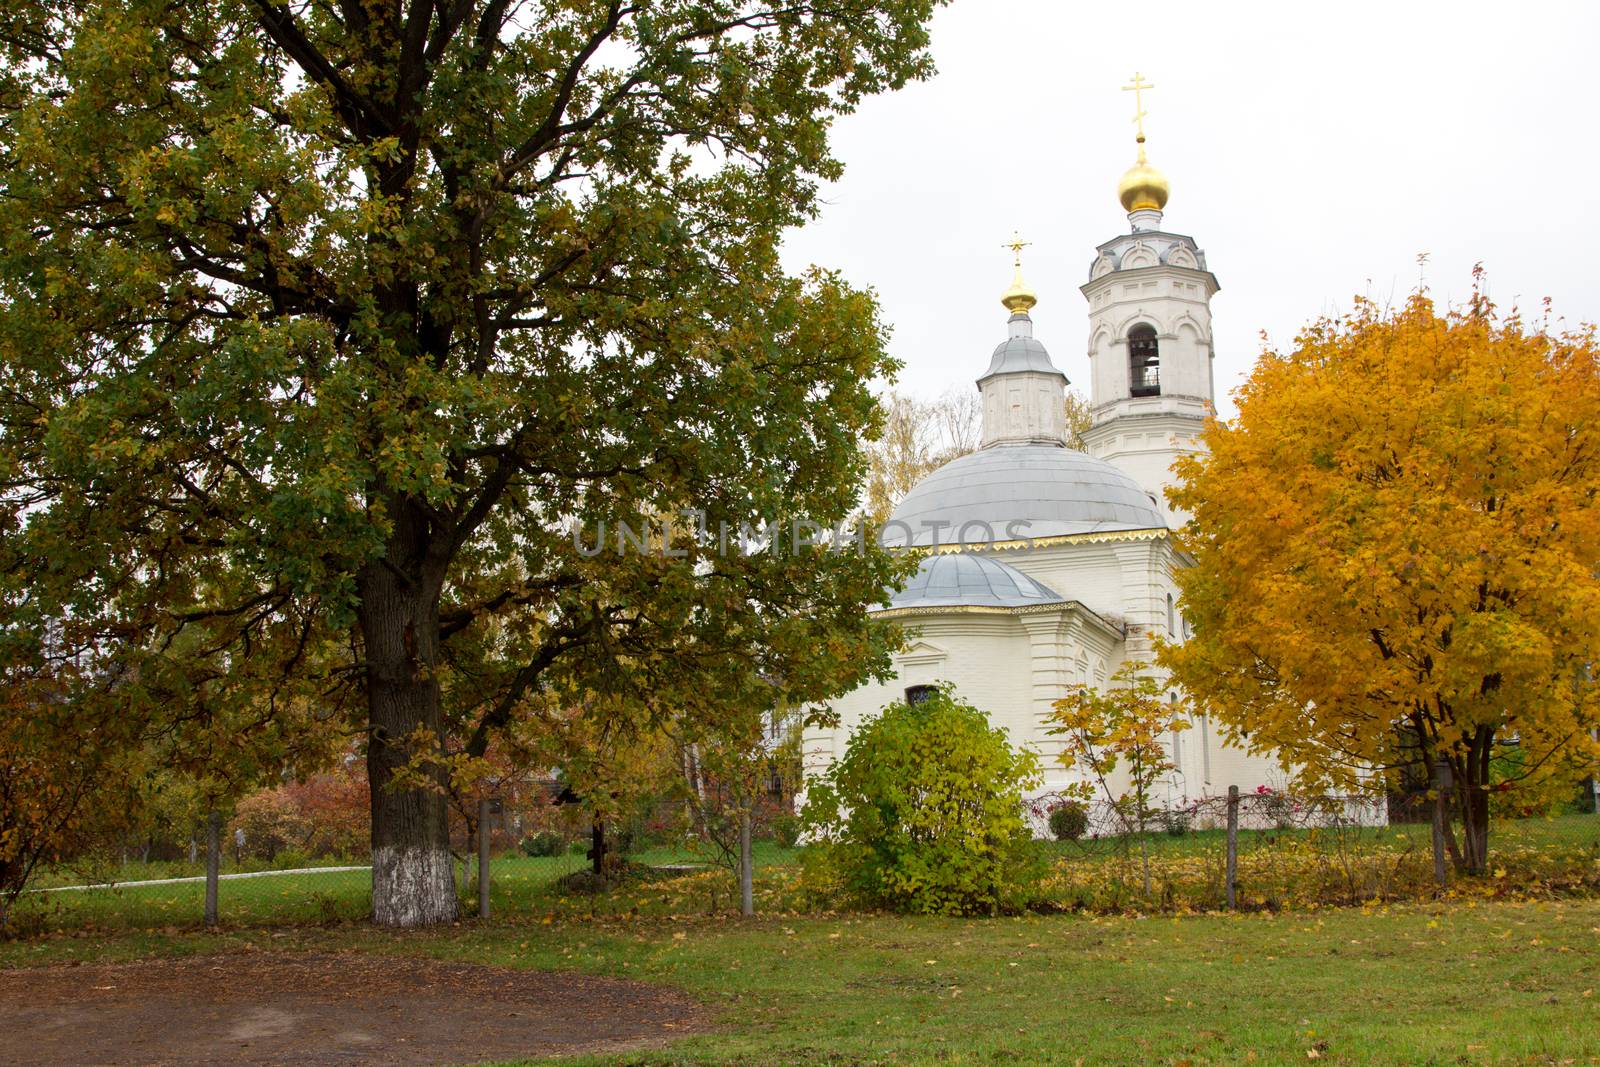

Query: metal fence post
[1225,785,1239,911]
[1431,759,1451,890]
[477,796,491,919]
[204,810,221,927]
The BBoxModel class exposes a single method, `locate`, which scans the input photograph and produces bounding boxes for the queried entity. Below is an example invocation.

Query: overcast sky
[780,0,1599,418]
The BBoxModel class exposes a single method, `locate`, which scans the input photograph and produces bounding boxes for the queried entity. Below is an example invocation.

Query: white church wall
[993,539,1148,624]
[980,370,1068,447]
[804,615,1037,782]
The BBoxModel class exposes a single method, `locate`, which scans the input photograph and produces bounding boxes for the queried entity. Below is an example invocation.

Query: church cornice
[947,524,1164,550]
[1080,262,1220,297]
[874,598,1127,641]
[912,526,1171,554]
[1083,401,1214,423]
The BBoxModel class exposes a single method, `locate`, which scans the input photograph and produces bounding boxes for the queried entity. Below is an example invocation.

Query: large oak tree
[1164,285,1600,873]
[0,0,935,924]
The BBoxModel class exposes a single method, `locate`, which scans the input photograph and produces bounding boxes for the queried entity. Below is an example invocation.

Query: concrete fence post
[1431,759,1452,890]
[204,810,221,927]
[478,796,492,920]
[1225,785,1239,911]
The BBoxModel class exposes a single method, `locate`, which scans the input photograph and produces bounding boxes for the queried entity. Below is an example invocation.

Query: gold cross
[1003,231,1030,268]
[1123,71,1154,142]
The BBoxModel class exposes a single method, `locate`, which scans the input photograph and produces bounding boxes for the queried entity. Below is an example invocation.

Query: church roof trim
[933,526,1170,553]
[874,595,1126,642]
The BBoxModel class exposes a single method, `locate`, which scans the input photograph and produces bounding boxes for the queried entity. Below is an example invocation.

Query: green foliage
[520,831,567,858]
[1158,809,1191,837]
[1164,284,1600,873]
[770,813,802,850]
[1047,801,1089,842]
[801,688,1042,915]
[1048,664,1189,835]
[0,0,938,918]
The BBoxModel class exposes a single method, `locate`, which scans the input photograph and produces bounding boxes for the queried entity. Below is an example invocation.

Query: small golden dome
[1117,143,1169,213]
[1000,265,1036,313]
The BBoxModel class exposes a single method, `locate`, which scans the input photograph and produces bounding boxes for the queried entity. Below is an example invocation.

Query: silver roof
[883,444,1166,547]
[887,553,1064,610]
[978,313,1068,383]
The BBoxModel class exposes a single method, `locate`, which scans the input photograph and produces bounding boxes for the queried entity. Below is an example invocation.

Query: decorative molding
[895,638,948,667]
[925,527,1170,554]
[875,599,1126,642]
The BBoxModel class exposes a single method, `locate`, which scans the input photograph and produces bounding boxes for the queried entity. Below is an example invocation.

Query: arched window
[1129,324,1160,397]
[904,684,938,706]
[1166,593,1176,636]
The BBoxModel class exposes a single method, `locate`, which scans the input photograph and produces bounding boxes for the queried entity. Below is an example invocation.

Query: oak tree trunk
[359,518,458,928]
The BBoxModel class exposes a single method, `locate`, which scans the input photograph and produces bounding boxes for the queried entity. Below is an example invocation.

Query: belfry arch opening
[1129,324,1160,397]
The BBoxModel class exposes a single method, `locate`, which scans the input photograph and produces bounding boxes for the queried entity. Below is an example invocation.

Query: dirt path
[0,952,708,1066]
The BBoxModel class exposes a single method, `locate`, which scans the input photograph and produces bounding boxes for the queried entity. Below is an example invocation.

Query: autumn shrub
[1,664,144,924]
[1159,809,1192,837]
[1048,802,1089,842]
[521,830,566,857]
[801,688,1042,916]
[230,790,308,862]
[770,813,802,849]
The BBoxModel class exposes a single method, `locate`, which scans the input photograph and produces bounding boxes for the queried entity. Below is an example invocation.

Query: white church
[807,101,1282,808]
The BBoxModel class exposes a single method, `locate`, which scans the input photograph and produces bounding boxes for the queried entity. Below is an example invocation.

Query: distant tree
[0,0,937,924]
[1047,664,1187,893]
[1063,389,1094,451]
[510,698,681,879]
[1048,664,1187,834]
[864,387,1094,520]
[863,391,949,522]
[674,708,771,916]
[0,660,138,925]
[1163,282,1600,874]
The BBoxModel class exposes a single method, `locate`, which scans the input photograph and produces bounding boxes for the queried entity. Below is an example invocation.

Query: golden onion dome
[1117,142,1169,213]
[1000,264,1037,314]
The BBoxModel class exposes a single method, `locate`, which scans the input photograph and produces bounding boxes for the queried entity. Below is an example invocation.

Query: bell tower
[1079,73,1218,527]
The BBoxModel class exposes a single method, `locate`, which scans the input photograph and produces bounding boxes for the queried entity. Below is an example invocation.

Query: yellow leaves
[1166,280,1600,801]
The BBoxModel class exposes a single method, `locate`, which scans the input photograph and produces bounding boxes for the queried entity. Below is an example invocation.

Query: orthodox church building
[808,91,1282,807]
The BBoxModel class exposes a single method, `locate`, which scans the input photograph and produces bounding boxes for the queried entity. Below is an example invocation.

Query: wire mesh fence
[1031,786,1600,913]
[11,783,1600,932]
[8,796,599,933]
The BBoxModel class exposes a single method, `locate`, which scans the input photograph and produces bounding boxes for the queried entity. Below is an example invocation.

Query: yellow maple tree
[1163,279,1600,873]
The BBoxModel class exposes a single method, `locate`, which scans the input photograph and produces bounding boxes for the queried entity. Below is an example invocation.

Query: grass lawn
[5,897,1598,1065]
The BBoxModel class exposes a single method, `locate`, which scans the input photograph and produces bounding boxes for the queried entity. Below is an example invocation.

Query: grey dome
[978,331,1067,383]
[887,553,1064,610]
[883,445,1165,548]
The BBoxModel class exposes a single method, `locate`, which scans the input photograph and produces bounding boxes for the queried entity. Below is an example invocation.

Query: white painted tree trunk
[372,846,458,927]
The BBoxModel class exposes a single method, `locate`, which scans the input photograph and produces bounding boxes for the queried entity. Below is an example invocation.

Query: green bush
[801,687,1042,915]
[1048,801,1089,842]
[521,830,566,857]
[1159,808,1191,837]
[770,813,802,850]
